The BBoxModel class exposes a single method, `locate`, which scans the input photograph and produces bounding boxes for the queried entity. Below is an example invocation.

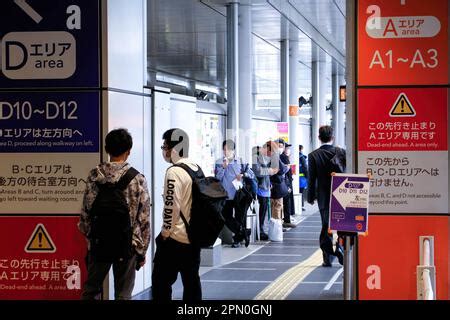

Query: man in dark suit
[307,125,344,267]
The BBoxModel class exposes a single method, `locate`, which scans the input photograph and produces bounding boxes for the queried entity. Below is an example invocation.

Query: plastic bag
[268,218,283,242]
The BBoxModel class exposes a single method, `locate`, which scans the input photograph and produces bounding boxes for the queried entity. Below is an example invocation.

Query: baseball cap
[275,138,291,147]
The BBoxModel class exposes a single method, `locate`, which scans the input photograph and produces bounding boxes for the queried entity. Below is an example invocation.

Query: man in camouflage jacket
[78,128,151,300]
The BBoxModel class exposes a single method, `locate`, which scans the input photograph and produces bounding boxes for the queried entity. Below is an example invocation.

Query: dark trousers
[319,208,343,263]
[257,196,269,233]
[152,235,202,302]
[300,188,306,208]
[319,208,334,257]
[222,200,245,242]
[282,191,295,223]
[81,252,137,300]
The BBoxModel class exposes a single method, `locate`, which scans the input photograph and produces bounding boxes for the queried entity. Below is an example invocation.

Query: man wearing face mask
[252,145,278,240]
[276,139,296,229]
[215,140,247,247]
[152,128,202,301]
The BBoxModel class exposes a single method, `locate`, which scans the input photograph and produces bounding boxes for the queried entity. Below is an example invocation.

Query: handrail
[422,269,433,300]
[417,236,435,300]
[422,239,430,266]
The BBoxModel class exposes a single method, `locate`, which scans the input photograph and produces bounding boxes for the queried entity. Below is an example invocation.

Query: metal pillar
[318,49,327,128]
[216,26,226,104]
[289,40,299,195]
[238,2,252,163]
[226,2,239,147]
[344,235,353,300]
[337,72,346,147]
[312,45,328,149]
[345,0,356,173]
[331,60,339,144]
[280,39,289,123]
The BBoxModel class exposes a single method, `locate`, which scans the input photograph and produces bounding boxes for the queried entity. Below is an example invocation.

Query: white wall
[151,88,171,261]
[102,0,149,299]
[170,94,197,159]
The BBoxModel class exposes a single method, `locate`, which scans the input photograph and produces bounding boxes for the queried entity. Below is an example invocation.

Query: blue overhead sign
[0,0,100,88]
[0,91,100,153]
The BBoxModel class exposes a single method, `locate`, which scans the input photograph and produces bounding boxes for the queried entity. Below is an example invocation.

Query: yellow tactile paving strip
[254,249,323,300]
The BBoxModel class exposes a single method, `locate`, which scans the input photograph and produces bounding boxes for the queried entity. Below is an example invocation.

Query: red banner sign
[358,88,448,151]
[358,0,449,85]
[0,216,87,300]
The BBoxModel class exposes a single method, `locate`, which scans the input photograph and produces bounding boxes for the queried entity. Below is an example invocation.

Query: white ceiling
[147,0,346,109]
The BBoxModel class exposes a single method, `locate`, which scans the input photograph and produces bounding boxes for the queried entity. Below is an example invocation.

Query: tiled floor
[135,203,344,300]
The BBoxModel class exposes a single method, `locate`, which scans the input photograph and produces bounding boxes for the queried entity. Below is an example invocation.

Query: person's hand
[269,167,279,175]
[135,255,146,271]
[236,174,243,181]
[223,157,229,168]
[288,187,292,193]
[139,256,146,268]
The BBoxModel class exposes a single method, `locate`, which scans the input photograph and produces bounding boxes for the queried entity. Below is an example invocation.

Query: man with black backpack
[78,128,151,300]
[152,128,227,301]
[307,125,345,267]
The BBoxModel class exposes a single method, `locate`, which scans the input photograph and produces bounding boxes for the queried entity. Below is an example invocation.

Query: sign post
[330,173,370,300]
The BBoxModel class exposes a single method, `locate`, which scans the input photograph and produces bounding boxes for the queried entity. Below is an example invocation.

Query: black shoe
[322,252,334,267]
[259,232,268,241]
[231,242,241,248]
[283,222,296,228]
[335,246,344,265]
[244,230,250,248]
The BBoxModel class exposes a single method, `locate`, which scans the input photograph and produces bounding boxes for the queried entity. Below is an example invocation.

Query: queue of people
[77,125,344,301]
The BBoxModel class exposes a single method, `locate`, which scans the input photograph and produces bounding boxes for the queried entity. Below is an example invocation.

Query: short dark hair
[162,128,189,158]
[222,139,235,151]
[105,128,133,157]
[299,145,303,150]
[319,125,333,143]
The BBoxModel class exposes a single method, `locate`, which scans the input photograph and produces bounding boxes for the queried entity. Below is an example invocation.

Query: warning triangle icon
[25,224,56,253]
[389,93,416,117]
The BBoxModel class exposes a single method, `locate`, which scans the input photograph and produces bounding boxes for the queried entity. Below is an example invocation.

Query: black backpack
[241,163,258,200]
[173,163,228,248]
[330,147,346,173]
[88,167,139,262]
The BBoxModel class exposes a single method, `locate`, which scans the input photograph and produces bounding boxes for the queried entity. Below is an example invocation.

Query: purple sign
[0,91,99,153]
[329,174,370,233]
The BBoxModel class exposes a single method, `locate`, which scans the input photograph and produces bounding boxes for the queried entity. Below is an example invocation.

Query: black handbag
[270,181,289,199]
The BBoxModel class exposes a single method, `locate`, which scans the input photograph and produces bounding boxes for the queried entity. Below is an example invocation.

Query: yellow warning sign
[25,224,56,253]
[389,93,416,117]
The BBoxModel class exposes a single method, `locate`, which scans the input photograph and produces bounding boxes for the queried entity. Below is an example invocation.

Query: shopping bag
[268,218,283,242]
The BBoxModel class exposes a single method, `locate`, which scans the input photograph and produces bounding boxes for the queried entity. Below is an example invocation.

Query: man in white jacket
[152,128,202,301]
